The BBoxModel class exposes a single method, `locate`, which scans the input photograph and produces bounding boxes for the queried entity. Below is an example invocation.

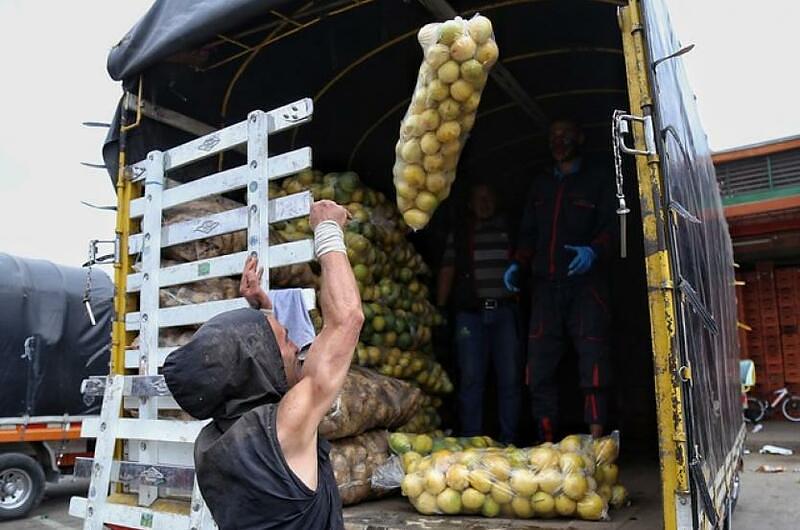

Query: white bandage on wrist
[313,220,346,258]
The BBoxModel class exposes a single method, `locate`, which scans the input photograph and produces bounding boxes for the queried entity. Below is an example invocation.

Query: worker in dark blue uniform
[504,119,615,442]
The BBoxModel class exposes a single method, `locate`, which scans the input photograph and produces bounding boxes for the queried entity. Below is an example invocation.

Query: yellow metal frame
[110,110,143,472]
[619,3,689,529]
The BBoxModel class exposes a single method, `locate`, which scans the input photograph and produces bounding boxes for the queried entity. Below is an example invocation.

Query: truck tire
[0,453,46,520]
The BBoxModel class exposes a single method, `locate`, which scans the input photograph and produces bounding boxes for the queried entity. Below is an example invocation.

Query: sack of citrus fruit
[393,14,499,230]
[384,433,626,521]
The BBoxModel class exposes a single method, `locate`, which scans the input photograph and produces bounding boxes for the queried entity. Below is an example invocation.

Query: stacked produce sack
[393,14,500,230]
[330,431,396,505]
[376,433,628,521]
[270,169,453,416]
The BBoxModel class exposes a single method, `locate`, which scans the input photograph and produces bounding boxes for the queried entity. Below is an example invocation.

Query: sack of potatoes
[319,366,424,441]
[393,14,499,230]
[330,430,394,505]
[398,433,627,521]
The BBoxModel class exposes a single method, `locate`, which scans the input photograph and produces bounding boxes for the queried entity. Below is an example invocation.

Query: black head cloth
[162,307,287,427]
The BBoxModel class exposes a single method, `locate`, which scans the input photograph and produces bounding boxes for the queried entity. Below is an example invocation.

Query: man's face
[267,316,302,388]
[548,121,583,162]
[470,185,496,220]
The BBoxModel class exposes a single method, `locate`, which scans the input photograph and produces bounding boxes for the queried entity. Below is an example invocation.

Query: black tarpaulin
[102,0,628,203]
[641,0,742,517]
[0,254,113,418]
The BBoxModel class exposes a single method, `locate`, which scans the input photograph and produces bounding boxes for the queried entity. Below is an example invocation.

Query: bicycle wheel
[781,396,800,422]
[744,397,766,423]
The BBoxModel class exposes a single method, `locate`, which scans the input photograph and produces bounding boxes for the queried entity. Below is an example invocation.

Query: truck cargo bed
[343,459,660,530]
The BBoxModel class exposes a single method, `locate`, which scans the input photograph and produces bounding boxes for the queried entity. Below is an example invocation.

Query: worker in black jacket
[504,119,615,442]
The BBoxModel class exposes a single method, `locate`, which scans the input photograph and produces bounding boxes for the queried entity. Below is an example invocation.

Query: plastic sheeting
[0,254,113,418]
[641,0,742,511]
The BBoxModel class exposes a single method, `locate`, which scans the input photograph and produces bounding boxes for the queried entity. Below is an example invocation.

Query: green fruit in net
[600,463,619,486]
[398,333,413,350]
[577,492,605,521]
[353,264,369,282]
[436,488,462,514]
[529,446,560,471]
[555,494,577,516]
[509,469,538,496]
[425,469,447,495]
[402,451,423,473]
[559,434,585,454]
[475,40,499,67]
[563,472,589,501]
[511,495,534,518]
[507,449,528,469]
[467,468,493,494]
[402,473,425,498]
[610,484,628,509]
[536,468,562,495]
[467,15,493,44]
[412,434,433,455]
[559,452,584,474]
[445,464,470,491]
[481,496,500,517]
[450,79,474,102]
[532,491,556,518]
[372,316,386,332]
[489,482,513,504]
[484,455,511,482]
[461,488,485,513]
[437,98,461,121]
[450,35,477,62]
[438,20,463,45]
[414,491,438,515]
[338,171,359,192]
[389,433,412,454]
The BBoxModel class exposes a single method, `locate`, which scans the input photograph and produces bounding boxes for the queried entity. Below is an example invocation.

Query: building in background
[715,135,800,397]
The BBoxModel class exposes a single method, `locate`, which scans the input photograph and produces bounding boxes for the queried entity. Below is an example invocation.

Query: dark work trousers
[527,277,611,441]
[455,304,521,444]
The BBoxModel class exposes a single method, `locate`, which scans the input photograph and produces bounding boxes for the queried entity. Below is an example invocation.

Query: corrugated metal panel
[717,148,800,197]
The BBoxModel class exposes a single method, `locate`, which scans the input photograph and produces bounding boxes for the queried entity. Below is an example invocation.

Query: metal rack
[70,99,315,529]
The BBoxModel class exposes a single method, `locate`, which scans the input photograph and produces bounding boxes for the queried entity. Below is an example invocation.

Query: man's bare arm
[276,201,363,486]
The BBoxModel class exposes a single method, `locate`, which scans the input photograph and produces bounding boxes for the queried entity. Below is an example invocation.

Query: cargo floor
[343,458,661,530]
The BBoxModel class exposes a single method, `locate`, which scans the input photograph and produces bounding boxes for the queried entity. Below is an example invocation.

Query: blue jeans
[455,306,521,444]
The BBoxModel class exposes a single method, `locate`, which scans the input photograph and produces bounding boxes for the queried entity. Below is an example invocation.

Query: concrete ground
[3,421,798,529]
[734,421,800,530]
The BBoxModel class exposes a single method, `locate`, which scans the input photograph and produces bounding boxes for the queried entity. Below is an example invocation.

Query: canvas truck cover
[101,0,628,204]
[0,254,113,418]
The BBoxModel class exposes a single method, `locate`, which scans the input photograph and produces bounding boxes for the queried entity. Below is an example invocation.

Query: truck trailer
[71,1,744,529]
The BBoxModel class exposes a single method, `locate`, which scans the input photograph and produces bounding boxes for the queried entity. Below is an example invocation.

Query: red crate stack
[735,276,749,358]
[777,267,800,383]
[742,264,781,395]
[741,271,764,384]
[757,264,784,394]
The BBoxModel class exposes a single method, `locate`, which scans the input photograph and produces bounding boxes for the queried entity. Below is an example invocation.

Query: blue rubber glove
[504,263,520,293]
[565,245,596,276]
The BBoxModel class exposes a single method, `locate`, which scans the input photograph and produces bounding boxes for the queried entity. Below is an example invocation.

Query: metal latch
[82,237,119,326]
[84,237,119,267]
[614,113,657,156]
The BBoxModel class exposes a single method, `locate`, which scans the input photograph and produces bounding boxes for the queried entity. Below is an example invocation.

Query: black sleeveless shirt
[195,404,343,530]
